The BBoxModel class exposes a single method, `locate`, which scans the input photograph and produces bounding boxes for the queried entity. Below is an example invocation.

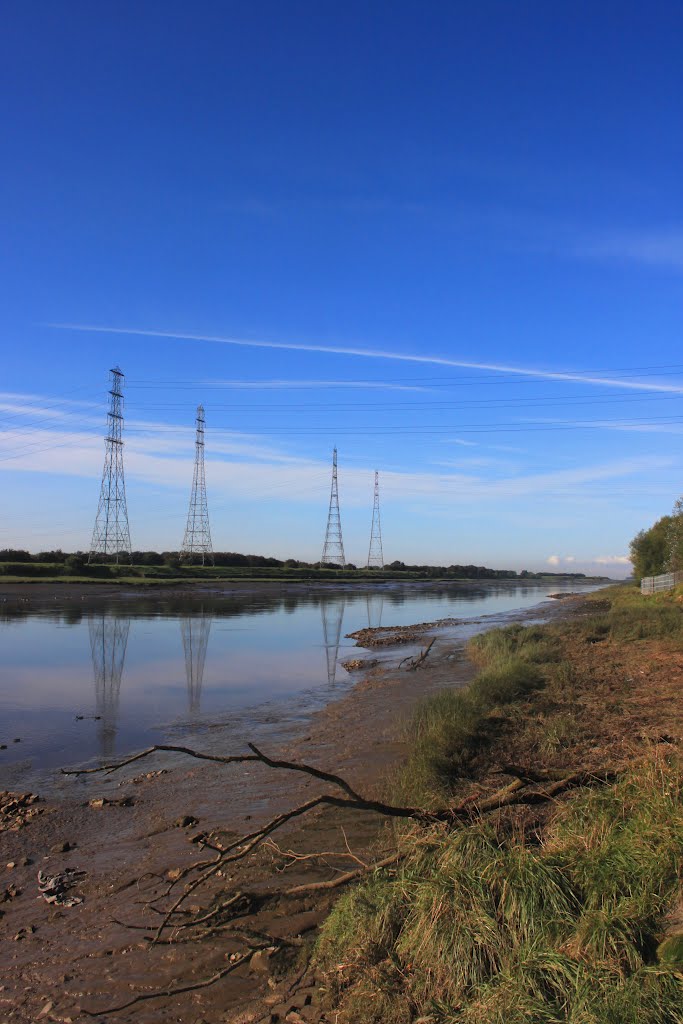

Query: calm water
[0,581,602,787]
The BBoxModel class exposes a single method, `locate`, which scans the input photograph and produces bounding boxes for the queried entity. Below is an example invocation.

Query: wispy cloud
[577,228,683,274]
[47,323,683,395]
[0,415,666,507]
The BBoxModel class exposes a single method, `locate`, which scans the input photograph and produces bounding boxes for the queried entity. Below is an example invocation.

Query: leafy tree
[664,497,683,572]
[630,515,675,579]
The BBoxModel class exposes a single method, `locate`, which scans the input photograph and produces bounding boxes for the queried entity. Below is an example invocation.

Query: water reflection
[320,598,345,686]
[180,612,212,715]
[366,593,384,629]
[88,615,131,757]
[0,581,605,783]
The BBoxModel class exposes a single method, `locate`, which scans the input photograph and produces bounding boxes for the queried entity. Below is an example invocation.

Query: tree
[630,515,673,579]
[666,497,683,572]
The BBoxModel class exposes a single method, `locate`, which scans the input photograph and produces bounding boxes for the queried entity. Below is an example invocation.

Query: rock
[6,862,16,870]
[12,738,21,743]
[290,986,319,1007]
[37,1001,53,1018]
[20,856,33,866]
[189,831,207,844]
[51,841,73,853]
[0,744,6,750]
[175,814,198,828]
[89,798,106,809]
[166,867,183,881]
[249,949,272,974]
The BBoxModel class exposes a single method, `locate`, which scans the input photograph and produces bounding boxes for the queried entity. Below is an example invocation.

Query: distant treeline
[0,548,595,581]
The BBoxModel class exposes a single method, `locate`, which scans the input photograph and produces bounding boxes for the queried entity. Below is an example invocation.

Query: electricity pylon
[89,614,131,757]
[180,613,212,715]
[89,367,132,563]
[320,597,345,686]
[181,405,214,565]
[367,470,384,568]
[321,447,346,567]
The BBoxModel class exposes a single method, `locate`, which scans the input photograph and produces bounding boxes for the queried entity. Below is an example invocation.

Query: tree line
[0,548,596,580]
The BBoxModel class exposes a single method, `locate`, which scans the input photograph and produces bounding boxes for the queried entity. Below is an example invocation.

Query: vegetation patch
[318,752,683,1024]
[317,586,683,1022]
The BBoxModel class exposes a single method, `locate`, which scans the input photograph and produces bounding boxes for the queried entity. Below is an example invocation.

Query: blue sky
[2,2,682,575]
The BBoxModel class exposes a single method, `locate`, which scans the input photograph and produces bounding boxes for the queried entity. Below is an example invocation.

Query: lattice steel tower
[181,405,214,565]
[89,367,132,563]
[367,470,384,568]
[321,447,346,567]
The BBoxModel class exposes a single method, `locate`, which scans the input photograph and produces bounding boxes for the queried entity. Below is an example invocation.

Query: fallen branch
[398,637,436,670]
[407,637,436,670]
[81,946,265,1016]
[67,739,621,1018]
[64,742,617,952]
[281,850,403,895]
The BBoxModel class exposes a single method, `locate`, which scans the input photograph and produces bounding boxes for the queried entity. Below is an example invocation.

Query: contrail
[46,323,683,394]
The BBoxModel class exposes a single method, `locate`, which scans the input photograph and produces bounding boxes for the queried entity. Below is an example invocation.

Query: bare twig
[81,946,265,1016]
[281,850,404,895]
[407,637,436,670]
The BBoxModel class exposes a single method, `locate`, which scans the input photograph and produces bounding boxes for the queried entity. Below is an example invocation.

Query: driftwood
[67,741,616,1015]
[398,637,436,671]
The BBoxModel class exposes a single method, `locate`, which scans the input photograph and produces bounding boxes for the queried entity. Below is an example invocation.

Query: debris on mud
[0,791,42,832]
[340,657,379,672]
[88,795,135,809]
[347,614,488,647]
[37,868,86,907]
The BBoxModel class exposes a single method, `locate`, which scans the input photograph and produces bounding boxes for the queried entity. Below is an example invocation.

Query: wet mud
[0,591,585,1023]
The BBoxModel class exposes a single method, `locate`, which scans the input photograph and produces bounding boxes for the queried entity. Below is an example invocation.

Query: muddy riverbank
[0,593,589,1023]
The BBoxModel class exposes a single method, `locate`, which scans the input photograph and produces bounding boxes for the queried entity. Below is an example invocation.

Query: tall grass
[399,624,552,803]
[318,754,683,1023]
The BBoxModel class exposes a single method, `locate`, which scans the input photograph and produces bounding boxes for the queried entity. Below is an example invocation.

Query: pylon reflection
[88,614,131,757]
[180,613,212,714]
[320,598,345,686]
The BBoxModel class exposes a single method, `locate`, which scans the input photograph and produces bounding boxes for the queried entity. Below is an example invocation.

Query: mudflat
[1,591,637,1024]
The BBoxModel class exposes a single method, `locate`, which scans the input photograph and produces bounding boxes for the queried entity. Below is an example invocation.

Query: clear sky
[2,2,682,576]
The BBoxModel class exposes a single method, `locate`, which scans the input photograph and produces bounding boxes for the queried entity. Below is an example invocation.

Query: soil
[4,590,668,1024]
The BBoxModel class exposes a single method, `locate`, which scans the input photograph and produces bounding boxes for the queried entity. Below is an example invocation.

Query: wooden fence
[640,569,683,595]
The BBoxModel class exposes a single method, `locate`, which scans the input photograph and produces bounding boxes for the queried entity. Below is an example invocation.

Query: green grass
[317,586,683,1022]
[398,624,554,803]
[574,583,683,643]
[317,755,683,1023]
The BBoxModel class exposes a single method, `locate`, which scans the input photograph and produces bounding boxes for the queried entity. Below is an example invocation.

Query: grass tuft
[318,753,683,1023]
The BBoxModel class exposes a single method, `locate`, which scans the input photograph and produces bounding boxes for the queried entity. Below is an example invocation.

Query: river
[0,580,603,789]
